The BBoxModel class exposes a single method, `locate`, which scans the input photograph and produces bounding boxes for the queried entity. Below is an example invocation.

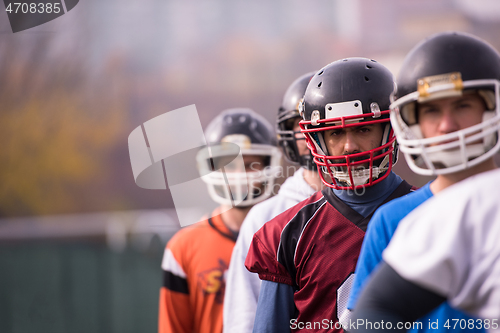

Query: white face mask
[197,143,282,207]
[391,80,500,176]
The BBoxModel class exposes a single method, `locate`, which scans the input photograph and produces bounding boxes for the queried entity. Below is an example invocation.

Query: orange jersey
[159,211,237,333]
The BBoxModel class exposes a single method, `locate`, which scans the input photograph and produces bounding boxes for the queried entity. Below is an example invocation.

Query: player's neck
[302,168,327,192]
[430,157,498,194]
[219,205,251,233]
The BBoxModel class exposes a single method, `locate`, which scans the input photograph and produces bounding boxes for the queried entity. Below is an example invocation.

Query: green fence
[0,240,164,333]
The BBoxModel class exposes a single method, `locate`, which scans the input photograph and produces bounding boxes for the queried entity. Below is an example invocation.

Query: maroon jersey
[246,182,414,332]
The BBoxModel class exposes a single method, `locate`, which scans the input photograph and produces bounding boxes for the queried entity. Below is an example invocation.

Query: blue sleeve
[252,280,295,333]
[347,209,393,310]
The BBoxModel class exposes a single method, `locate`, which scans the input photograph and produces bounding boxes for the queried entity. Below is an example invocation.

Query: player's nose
[437,109,460,135]
[342,131,361,155]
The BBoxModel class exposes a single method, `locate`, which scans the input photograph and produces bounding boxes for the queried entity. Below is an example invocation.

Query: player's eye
[329,129,343,136]
[420,106,439,114]
[457,102,472,109]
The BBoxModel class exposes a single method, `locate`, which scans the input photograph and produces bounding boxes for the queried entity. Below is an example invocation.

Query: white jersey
[223,167,317,333]
[384,168,500,332]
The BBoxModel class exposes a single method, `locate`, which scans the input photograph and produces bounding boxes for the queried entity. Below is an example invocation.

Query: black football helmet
[276,71,316,170]
[197,108,282,206]
[391,31,500,175]
[299,58,398,189]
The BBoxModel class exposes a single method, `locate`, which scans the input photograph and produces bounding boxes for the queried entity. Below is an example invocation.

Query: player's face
[418,94,486,139]
[292,117,309,157]
[322,124,384,165]
[216,154,268,205]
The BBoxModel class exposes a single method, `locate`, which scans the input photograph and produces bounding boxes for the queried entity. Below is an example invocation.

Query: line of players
[159,31,500,333]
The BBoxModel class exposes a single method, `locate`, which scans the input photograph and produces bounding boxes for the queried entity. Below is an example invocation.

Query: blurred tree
[0,39,127,217]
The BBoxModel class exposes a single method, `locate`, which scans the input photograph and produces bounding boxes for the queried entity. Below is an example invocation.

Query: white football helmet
[391,32,500,175]
[197,108,282,207]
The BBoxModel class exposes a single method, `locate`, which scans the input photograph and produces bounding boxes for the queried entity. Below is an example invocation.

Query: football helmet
[197,108,282,207]
[391,31,500,175]
[299,58,398,190]
[277,71,316,170]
